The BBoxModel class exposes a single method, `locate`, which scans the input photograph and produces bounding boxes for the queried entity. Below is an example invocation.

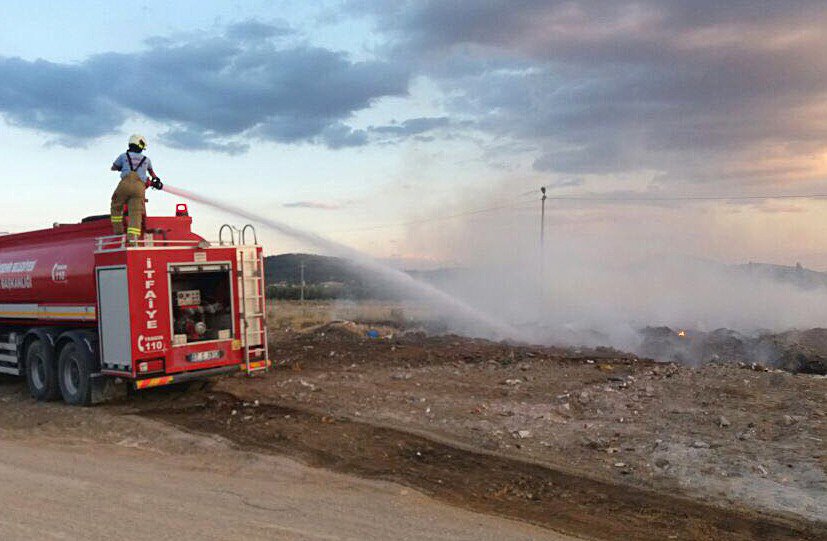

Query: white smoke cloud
[400,193,827,352]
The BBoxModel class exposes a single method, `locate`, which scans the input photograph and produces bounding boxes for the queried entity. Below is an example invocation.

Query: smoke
[399,196,827,355]
[443,249,827,351]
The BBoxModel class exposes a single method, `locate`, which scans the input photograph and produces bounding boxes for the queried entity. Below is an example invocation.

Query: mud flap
[90,373,124,404]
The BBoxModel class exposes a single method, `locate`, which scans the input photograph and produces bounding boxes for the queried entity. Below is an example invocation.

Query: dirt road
[0,440,570,540]
[0,381,571,541]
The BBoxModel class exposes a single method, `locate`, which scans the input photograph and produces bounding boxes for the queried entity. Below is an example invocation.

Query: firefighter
[109,134,162,241]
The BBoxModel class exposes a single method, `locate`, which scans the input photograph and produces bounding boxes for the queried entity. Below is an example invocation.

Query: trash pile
[637,326,827,374]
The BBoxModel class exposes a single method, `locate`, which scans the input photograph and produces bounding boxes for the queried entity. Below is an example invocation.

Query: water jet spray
[161,184,525,342]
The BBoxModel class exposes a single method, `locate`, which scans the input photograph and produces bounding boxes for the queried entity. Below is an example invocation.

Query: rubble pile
[638,326,827,374]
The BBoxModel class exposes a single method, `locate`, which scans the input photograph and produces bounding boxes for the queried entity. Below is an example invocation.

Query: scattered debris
[258,321,827,528]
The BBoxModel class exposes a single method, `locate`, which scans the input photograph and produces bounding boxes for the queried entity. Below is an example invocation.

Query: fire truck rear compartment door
[97,267,132,371]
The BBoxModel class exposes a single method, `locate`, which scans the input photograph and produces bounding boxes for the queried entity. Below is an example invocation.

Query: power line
[543,193,827,202]
[518,188,543,197]
[327,191,827,234]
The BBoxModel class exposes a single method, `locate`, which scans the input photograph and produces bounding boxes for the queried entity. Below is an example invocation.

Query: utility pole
[540,186,547,280]
[540,186,547,247]
[299,261,306,302]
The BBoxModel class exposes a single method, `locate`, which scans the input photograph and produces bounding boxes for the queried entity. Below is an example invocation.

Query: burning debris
[638,326,827,374]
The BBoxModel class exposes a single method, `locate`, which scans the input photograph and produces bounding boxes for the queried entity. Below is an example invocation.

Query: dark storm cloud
[0,31,410,149]
[352,1,827,183]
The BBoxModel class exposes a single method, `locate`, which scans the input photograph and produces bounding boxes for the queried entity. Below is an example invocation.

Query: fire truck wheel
[25,339,60,402]
[57,342,92,406]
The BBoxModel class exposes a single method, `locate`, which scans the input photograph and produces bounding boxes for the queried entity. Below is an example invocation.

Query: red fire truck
[0,205,269,405]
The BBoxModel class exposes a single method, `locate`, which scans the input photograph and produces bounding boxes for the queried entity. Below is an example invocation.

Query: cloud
[0,28,410,150]
[283,201,343,210]
[369,116,450,137]
[0,57,121,139]
[351,1,827,185]
[320,122,368,149]
[4,3,827,184]
[160,127,249,155]
[225,19,292,41]
[548,177,585,189]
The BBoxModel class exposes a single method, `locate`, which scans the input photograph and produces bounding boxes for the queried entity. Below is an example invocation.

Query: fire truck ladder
[236,231,269,375]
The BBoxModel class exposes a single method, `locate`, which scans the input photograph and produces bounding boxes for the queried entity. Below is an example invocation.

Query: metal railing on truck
[95,236,207,252]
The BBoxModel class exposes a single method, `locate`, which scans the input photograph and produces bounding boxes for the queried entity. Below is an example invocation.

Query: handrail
[241,224,258,245]
[218,224,235,246]
[219,224,260,246]
[98,222,263,253]
[95,236,203,253]
[96,236,261,253]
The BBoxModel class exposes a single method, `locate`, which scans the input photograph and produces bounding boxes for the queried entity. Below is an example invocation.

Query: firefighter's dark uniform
[110,152,147,240]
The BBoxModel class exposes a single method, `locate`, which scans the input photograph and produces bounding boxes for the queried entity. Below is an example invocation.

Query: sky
[2,1,827,269]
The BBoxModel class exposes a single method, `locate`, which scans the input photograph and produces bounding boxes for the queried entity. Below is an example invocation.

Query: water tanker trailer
[0,205,269,405]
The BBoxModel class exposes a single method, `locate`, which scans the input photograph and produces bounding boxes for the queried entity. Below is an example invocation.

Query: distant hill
[264,253,462,287]
[264,253,363,286]
[263,253,455,300]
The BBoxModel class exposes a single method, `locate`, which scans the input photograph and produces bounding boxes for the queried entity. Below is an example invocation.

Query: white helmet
[128,134,148,150]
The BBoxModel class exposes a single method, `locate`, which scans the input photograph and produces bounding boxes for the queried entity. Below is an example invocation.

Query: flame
[677,330,686,337]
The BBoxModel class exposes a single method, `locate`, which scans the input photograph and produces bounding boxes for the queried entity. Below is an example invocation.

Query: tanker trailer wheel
[57,342,92,406]
[25,338,61,401]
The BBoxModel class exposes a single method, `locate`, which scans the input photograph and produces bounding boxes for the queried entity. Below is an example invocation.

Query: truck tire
[57,341,93,406]
[25,339,60,401]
